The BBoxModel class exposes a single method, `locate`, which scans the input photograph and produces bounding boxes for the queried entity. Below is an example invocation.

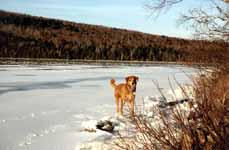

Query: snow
[79,85,195,149]
[81,120,98,132]
[0,64,196,150]
[166,85,194,101]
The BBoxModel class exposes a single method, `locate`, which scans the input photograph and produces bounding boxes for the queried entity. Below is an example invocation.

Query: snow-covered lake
[0,64,196,150]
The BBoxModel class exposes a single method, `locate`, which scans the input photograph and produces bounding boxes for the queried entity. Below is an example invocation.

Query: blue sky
[0,0,202,38]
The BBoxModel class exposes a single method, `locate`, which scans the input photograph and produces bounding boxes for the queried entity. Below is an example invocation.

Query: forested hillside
[0,10,228,62]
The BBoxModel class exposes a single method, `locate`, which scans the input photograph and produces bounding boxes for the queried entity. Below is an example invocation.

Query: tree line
[0,10,228,63]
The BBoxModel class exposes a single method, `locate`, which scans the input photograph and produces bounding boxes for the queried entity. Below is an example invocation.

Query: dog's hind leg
[115,97,120,115]
[120,99,124,116]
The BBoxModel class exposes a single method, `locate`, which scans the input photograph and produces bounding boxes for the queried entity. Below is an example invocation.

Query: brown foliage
[0,10,228,62]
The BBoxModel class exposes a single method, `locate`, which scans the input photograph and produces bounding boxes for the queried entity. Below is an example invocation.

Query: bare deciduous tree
[146,0,229,42]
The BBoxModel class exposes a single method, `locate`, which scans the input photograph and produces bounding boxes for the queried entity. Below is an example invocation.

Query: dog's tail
[110,79,116,88]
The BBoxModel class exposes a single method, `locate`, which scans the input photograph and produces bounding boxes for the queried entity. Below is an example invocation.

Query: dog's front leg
[130,100,135,117]
[120,99,124,116]
[115,97,120,115]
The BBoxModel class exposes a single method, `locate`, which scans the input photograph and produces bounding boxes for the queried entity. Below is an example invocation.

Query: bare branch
[146,0,229,41]
[145,0,184,15]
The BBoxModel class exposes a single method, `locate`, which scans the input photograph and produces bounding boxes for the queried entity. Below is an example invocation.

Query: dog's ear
[125,76,130,82]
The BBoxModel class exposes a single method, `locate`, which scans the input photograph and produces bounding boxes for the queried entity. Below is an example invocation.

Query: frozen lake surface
[0,64,196,150]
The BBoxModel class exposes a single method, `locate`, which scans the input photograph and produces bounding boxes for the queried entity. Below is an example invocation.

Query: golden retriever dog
[110,76,139,117]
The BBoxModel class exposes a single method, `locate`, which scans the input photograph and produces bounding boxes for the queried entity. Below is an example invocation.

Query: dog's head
[125,76,139,92]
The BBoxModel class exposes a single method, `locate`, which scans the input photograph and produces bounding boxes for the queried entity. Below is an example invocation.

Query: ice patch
[30,113,35,118]
[166,85,194,101]
[0,119,6,123]
[19,124,67,148]
[93,130,113,141]
[73,114,94,120]
[89,104,114,114]
[76,141,111,150]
